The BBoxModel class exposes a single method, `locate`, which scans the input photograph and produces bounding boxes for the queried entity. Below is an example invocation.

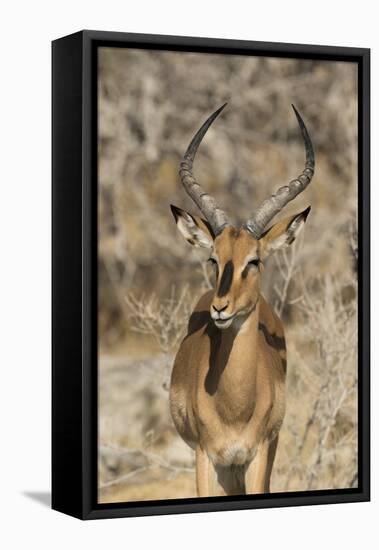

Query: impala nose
[212,303,229,314]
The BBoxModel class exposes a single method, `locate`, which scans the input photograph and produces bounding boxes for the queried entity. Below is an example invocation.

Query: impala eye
[207,257,217,266]
[248,258,260,267]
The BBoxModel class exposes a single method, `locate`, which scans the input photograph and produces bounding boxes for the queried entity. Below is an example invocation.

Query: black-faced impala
[169,104,314,496]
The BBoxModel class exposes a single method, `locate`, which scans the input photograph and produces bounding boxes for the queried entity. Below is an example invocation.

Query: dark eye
[248,258,260,267]
[207,257,217,266]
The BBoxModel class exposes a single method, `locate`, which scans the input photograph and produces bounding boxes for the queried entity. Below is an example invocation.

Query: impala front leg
[245,439,270,494]
[196,445,211,497]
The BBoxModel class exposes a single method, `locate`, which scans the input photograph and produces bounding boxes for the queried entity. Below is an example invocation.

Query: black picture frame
[52,30,370,520]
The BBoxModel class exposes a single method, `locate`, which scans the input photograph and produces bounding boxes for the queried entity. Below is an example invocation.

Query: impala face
[209,227,261,329]
[171,205,310,330]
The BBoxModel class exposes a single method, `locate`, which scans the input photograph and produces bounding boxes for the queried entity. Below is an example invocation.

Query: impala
[169,103,314,496]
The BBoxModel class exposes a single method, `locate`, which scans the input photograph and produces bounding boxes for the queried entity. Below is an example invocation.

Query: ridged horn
[179,104,230,234]
[245,105,315,238]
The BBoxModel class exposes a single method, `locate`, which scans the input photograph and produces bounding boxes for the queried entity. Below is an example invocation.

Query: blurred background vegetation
[97,47,358,503]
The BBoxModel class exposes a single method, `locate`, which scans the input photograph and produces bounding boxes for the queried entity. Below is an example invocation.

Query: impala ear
[260,206,311,258]
[170,205,214,249]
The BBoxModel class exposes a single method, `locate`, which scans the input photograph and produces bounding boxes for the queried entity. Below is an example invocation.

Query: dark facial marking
[241,265,249,279]
[217,260,234,297]
[281,357,287,374]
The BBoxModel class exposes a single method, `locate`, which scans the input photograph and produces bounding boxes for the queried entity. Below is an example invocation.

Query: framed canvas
[52,30,370,520]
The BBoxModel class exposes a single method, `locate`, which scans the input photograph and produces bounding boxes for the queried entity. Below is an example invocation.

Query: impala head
[171,103,315,329]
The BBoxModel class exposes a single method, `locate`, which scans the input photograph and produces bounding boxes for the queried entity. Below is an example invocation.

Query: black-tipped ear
[301,205,311,222]
[170,204,183,222]
[284,205,311,243]
[260,206,311,257]
[170,205,214,249]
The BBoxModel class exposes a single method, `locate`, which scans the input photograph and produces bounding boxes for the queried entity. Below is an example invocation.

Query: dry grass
[97,48,358,503]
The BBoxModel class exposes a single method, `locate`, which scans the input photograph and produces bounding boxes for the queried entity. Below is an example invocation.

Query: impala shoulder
[194,289,214,312]
[259,296,284,335]
[186,290,214,336]
[258,297,286,354]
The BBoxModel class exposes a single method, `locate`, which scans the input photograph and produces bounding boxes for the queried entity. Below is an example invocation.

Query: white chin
[214,318,234,330]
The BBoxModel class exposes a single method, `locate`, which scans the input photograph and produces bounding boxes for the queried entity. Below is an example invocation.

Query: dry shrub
[271,258,357,491]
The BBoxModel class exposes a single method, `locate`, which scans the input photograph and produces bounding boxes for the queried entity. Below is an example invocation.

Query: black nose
[212,303,228,313]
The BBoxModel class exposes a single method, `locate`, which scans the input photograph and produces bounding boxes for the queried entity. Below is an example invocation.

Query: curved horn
[245,105,315,238]
[179,104,230,234]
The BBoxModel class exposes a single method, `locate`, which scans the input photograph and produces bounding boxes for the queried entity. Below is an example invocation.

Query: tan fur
[170,212,308,496]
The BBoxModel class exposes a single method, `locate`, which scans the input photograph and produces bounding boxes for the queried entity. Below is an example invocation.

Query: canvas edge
[52,30,370,520]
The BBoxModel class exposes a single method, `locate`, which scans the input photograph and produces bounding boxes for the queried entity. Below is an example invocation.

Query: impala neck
[205,297,261,412]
